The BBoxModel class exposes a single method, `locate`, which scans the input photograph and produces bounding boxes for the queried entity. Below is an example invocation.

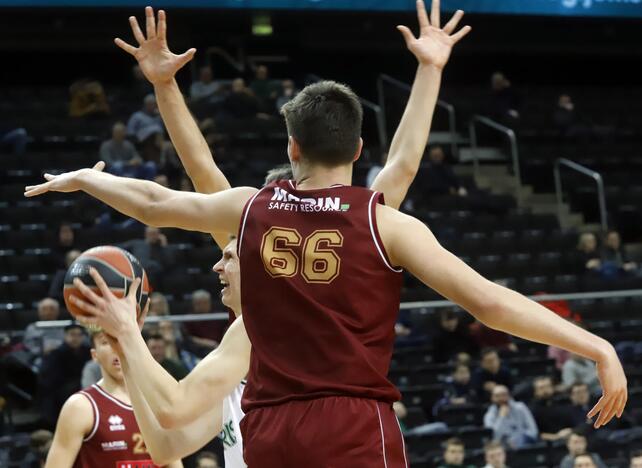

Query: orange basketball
[63,246,150,319]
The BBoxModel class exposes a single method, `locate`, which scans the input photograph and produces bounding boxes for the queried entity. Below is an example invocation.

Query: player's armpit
[45,394,94,468]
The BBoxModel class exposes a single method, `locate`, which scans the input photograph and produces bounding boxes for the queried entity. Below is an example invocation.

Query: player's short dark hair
[264,164,294,186]
[88,328,105,346]
[145,333,164,343]
[280,80,363,166]
[631,450,642,459]
[64,323,84,333]
[445,437,464,450]
[484,440,504,452]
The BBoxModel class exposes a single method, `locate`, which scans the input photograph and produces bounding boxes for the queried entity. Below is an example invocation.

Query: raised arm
[371,0,470,210]
[377,205,627,428]
[70,270,251,429]
[115,7,231,248]
[24,166,255,235]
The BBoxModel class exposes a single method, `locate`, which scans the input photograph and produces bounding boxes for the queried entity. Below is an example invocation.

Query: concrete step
[458,147,506,163]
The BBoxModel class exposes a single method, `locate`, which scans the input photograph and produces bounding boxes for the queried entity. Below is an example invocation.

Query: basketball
[63,246,150,319]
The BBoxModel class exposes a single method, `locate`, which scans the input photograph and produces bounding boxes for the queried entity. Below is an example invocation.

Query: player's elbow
[157,407,181,430]
[467,284,505,328]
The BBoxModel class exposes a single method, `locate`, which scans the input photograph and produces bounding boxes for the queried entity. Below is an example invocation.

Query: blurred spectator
[23,298,65,359]
[487,72,521,127]
[553,94,589,139]
[149,291,170,316]
[469,320,517,353]
[101,122,156,180]
[601,230,637,276]
[29,429,53,467]
[434,364,476,418]
[0,126,28,154]
[483,385,538,449]
[221,78,262,121]
[574,454,598,468]
[146,333,188,380]
[48,249,81,303]
[120,226,174,286]
[568,382,593,427]
[52,223,76,269]
[182,289,225,354]
[154,174,169,187]
[482,440,509,468]
[38,324,90,428]
[425,146,467,197]
[250,65,279,110]
[529,376,574,442]
[81,359,101,388]
[276,79,299,111]
[631,451,642,468]
[472,348,512,400]
[69,79,110,118]
[195,451,221,468]
[190,66,223,103]
[437,437,475,468]
[131,64,153,100]
[127,94,164,143]
[559,431,607,468]
[432,308,477,363]
[576,232,601,274]
[158,320,200,371]
[562,354,600,397]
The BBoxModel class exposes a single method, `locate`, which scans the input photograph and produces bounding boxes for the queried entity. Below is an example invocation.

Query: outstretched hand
[115,6,196,85]
[397,0,471,69]
[588,348,628,428]
[24,161,105,198]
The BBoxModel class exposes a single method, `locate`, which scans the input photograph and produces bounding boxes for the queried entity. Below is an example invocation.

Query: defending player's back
[239,180,403,411]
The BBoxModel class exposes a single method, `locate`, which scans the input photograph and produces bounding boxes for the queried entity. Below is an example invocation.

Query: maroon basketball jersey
[238,180,403,412]
[73,384,160,468]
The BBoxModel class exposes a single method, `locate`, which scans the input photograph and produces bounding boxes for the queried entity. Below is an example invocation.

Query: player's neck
[97,376,131,405]
[295,163,352,190]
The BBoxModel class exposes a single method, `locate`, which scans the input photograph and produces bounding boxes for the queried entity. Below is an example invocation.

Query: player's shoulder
[375,203,423,228]
[59,392,95,431]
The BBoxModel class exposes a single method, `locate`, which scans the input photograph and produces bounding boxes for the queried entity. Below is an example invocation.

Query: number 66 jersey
[238,180,404,412]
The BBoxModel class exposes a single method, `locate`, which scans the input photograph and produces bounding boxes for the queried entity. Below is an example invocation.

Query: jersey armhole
[78,391,99,442]
[237,186,267,256]
[368,192,403,273]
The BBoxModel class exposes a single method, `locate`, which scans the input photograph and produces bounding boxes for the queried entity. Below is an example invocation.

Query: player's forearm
[483,284,613,364]
[154,79,230,194]
[121,357,182,465]
[386,65,442,172]
[118,326,187,429]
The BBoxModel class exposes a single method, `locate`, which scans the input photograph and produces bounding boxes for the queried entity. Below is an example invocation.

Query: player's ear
[288,136,301,163]
[90,347,98,362]
[352,138,364,163]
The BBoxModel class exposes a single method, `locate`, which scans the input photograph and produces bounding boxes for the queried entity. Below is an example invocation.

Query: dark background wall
[0,7,640,92]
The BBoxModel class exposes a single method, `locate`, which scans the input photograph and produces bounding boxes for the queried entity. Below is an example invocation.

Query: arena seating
[2,78,642,467]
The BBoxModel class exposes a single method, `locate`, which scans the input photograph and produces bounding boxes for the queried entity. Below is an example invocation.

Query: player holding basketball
[44,322,184,468]
[27,1,627,466]
[91,2,465,466]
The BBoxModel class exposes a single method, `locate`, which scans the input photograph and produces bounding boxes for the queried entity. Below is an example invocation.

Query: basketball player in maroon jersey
[45,323,183,468]
[27,0,628,466]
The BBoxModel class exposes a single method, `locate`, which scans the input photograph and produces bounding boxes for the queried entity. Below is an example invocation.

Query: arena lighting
[252,14,273,36]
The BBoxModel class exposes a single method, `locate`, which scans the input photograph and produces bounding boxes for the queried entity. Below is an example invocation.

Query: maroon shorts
[240,396,408,468]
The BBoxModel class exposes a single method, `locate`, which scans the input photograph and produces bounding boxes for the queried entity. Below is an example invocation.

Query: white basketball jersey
[220,381,246,468]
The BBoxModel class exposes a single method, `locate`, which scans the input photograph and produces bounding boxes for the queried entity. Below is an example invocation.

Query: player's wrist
[153,78,179,91]
[417,63,444,74]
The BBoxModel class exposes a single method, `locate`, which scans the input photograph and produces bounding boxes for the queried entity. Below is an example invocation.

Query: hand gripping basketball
[70,268,149,338]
